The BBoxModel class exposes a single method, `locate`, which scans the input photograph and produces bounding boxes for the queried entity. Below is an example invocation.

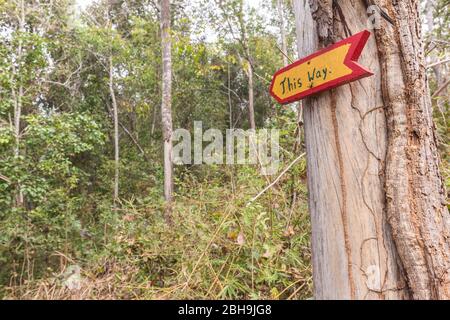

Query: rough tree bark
[373,0,450,300]
[294,0,450,299]
[161,0,173,212]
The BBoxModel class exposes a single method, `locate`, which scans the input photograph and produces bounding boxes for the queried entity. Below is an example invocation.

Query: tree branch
[247,153,306,205]
[0,174,11,184]
[427,58,450,69]
[432,78,450,99]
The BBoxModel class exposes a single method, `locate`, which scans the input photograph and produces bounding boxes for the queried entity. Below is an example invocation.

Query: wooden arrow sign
[270,30,374,104]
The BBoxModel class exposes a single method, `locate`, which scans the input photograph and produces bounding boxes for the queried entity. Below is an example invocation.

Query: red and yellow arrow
[269,30,374,104]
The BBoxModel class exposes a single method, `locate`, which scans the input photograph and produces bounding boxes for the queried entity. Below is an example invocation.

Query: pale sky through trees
[76,0,92,10]
[75,0,268,10]
[74,0,274,43]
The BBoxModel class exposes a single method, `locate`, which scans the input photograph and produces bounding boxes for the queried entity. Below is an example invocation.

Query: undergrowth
[2,160,313,300]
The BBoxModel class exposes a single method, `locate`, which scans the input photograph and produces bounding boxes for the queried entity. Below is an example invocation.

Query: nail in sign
[269,30,374,104]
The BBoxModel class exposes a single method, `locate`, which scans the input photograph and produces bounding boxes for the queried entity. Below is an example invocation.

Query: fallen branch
[247,153,306,206]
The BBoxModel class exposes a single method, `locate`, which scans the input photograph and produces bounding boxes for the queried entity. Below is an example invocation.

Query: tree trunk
[289,0,305,150]
[13,0,25,207]
[151,102,158,136]
[161,0,173,210]
[228,62,233,129]
[247,60,256,130]
[109,55,120,204]
[294,0,450,299]
[372,0,450,300]
[425,0,448,112]
[237,0,256,131]
[278,0,289,67]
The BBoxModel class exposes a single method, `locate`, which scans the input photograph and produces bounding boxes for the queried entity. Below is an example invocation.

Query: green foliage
[0,112,104,288]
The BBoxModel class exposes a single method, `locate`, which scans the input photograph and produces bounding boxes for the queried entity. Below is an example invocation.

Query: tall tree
[107,10,120,205]
[13,0,25,207]
[424,0,449,113]
[277,0,288,67]
[81,2,123,205]
[217,0,256,130]
[294,0,450,299]
[109,53,120,203]
[161,0,174,215]
[2,0,66,208]
[237,0,256,130]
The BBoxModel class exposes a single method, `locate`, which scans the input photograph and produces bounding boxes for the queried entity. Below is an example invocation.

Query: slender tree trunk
[286,0,304,150]
[247,59,255,130]
[237,0,256,130]
[13,0,25,207]
[425,0,447,112]
[151,103,157,136]
[109,55,120,204]
[131,104,138,140]
[14,89,23,160]
[425,0,434,37]
[278,0,289,67]
[294,0,449,299]
[228,62,233,129]
[161,0,173,214]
